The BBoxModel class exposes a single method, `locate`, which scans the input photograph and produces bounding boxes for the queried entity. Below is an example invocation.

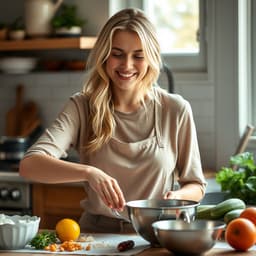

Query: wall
[0,0,240,171]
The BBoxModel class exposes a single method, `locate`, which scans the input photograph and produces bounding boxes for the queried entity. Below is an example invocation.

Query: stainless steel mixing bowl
[152,219,226,255]
[126,199,199,246]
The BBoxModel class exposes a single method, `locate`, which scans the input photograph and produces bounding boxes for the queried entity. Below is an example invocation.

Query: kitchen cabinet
[32,183,86,229]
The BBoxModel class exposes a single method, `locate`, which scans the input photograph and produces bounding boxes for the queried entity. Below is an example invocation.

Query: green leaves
[29,231,57,249]
[216,152,256,204]
[51,4,86,29]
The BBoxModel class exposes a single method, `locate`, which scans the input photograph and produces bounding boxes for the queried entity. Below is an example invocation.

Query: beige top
[25,87,206,220]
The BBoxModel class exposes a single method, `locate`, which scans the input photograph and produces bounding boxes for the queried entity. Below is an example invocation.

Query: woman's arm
[20,154,90,183]
[168,97,207,202]
[163,183,204,202]
[19,154,125,210]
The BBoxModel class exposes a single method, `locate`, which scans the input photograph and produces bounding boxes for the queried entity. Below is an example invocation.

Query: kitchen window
[239,0,256,143]
[252,0,256,132]
[239,0,255,136]
[109,0,207,72]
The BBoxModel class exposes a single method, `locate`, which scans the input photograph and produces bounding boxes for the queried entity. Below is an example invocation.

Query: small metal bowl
[126,199,199,246]
[152,219,225,255]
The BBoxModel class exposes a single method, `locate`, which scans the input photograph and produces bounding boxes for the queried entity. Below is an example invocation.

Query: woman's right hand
[87,166,125,211]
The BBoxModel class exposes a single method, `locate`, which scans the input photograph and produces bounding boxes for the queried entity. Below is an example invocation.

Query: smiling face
[105,30,149,95]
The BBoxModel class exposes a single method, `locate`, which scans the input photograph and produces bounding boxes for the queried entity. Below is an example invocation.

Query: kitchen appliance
[0,127,41,215]
[0,84,42,216]
[0,160,32,216]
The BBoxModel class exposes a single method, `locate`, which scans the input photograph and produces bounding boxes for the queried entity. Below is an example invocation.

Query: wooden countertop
[0,248,255,256]
[0,245,255,256]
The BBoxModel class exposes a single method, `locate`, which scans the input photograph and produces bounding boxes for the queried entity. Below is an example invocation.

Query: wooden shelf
[0,36,97,51]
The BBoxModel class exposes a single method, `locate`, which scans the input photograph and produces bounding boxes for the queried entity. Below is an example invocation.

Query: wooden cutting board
[19,100,41,137]
[5,84,41,137]
[5,84,24,136]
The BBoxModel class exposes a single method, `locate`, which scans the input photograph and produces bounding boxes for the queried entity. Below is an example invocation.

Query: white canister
[24,0,63,38]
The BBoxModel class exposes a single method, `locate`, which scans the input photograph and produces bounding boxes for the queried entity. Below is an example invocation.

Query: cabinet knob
[9,188,21,201]
[0,187,9,200]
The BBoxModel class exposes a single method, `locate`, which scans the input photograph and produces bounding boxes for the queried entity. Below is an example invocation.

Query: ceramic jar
[24,0,63,37]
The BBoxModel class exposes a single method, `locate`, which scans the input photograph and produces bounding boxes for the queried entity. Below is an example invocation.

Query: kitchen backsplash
[0,71,215,169]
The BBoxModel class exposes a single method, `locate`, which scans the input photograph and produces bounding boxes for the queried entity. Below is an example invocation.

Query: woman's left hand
[163,191,181,200]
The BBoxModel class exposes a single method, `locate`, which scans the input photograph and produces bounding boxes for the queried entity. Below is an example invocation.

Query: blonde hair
[83,8,162,153]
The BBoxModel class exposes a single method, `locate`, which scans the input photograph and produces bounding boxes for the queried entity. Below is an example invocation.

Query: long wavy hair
[82,8,162,153]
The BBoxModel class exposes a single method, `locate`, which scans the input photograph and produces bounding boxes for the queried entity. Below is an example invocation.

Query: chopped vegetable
[29,231,57,249]
[216,152,256,204]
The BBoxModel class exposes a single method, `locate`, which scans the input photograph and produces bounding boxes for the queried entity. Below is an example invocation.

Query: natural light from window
[143,0,199,54]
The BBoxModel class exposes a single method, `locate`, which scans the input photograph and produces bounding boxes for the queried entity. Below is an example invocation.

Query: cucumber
[210,198,246,219]
[224,209,244,224]
[196,205,216,219]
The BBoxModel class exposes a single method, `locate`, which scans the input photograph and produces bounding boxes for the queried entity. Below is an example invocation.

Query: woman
[19,8,206,233]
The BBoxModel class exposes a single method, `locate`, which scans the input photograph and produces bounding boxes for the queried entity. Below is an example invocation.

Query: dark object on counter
[117,240,135,252]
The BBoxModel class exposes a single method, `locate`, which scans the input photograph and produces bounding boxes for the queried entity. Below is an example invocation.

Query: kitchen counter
[1,238,255,256]
[0,247,255,256]
[0,231,255,255]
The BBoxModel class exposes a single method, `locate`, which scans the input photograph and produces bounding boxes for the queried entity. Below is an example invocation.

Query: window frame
[252,0,256,127]
[109,0,207,72]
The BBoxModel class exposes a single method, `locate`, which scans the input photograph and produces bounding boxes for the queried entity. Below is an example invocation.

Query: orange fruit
[55,218,80,242]
[240,207,256,225]
[225,218,256,251]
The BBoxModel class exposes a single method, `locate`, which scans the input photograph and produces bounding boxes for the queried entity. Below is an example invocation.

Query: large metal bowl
[126,199,199,246]
[152,220,225,255]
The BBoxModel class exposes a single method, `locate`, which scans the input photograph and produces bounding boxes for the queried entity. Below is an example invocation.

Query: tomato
[225,218,256,251]
[240,207,256,225]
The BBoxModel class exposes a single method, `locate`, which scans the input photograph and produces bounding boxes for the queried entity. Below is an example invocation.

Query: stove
[0,160,32,215]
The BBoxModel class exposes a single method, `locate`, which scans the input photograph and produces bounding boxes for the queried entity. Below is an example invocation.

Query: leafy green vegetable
[29,231,57,249]
[216,152,256,204]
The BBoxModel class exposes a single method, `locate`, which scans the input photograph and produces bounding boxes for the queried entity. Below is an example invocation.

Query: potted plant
[216,152,256,205]
[8,17,26,40]
[51,4,86,37]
